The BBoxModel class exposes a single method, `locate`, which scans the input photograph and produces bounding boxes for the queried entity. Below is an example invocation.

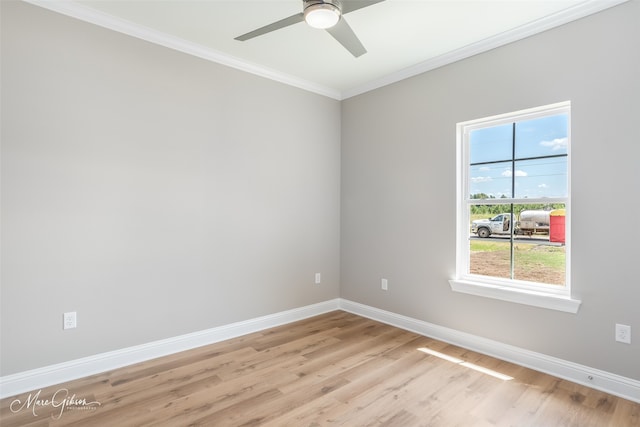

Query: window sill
[449,279,581,313]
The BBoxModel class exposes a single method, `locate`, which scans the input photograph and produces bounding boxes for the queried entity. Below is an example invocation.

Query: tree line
[470,193,565,217]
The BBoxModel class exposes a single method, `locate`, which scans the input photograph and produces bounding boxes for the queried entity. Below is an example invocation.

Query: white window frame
[449,101,581,313]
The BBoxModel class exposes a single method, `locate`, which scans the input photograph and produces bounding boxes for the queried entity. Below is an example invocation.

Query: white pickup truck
[471,210,550,238]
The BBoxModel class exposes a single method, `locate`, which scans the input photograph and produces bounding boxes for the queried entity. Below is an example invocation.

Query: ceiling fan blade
[341,0,386,15]
[235,13,304,41]
[326,18,366,57]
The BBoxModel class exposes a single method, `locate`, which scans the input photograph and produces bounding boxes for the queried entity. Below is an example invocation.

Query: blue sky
[469,114,568,199]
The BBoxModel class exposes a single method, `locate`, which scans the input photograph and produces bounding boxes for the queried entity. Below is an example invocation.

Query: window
[450,102,580,313]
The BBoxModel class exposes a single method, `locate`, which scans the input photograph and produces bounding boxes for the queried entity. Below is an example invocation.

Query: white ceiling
[26,0,626,99]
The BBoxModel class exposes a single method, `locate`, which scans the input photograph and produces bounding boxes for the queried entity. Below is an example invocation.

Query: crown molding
[23,0,628,101]
[22,0,342,100]
[342,0,629,99]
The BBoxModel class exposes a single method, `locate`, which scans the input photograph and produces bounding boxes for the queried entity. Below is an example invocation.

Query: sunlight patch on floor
[417,347,514,381]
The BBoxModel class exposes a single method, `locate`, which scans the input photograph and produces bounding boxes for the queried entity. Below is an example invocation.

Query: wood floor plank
[610,398,640,426]
[1,311,638,426]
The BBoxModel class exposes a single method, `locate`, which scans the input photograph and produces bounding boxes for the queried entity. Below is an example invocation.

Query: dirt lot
[470,249,565,286]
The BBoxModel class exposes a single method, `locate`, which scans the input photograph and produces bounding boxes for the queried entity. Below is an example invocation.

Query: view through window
[460,102,570,291]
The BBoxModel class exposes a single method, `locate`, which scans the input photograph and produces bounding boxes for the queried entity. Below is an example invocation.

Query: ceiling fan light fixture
[304,3,341,29]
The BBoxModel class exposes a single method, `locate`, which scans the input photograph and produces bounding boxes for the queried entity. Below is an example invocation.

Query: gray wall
[341,1,640,380]
[2,0,639,383]
[1,1,341,375]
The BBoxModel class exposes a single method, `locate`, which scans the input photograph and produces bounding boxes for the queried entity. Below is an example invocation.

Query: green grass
[470,239,565,284]
[470,240,564,264]
[514,245,566,269]
[469,240,508,252]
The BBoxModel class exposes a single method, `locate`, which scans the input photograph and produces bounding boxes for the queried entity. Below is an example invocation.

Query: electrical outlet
[381,278,388,291]
[63,312,77,330]
[615,324,631,344]
[315,273,321,284]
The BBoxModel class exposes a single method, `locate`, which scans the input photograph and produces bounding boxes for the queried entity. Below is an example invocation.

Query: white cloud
[540,137,567,151]
[502,169,527,177]
[471,176,492,183]
[479,166,491,171]
[538,183,549,188]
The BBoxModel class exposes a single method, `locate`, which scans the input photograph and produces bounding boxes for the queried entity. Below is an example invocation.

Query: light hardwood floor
[1,311,638,426]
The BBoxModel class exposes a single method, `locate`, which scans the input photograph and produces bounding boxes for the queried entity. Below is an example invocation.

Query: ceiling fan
[234,0,386,58]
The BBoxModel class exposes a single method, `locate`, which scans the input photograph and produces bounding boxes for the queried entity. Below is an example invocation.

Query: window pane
[469,123,513,164]
[469,239,512,279]
[513,204,565,285]
[469,204,513,237]
[469,161,513,198]
[513,157,568,198]
[513,237,566,286]
[515,114,568,159]
[468,203,566,284]
[469,204,513,278]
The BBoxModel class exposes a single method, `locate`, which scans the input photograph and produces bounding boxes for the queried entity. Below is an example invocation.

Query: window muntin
[467,203,567,287]
[458,102,570,294]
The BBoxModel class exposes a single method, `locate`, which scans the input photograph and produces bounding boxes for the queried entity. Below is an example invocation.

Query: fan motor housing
[303,0,342,12]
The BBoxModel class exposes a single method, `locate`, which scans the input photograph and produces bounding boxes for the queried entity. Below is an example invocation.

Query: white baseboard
[3,297,638,404]
[338,299,640,403]
[0,299,340,399]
